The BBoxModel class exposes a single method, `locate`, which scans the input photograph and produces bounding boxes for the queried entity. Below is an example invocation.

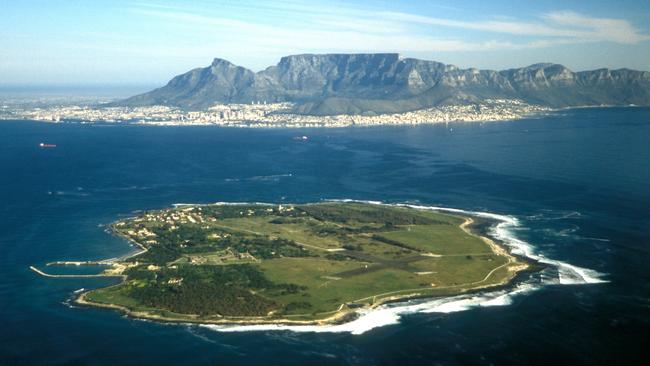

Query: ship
[39,143,57,148]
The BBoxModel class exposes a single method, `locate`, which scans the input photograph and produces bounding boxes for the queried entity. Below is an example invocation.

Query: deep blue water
[0,108,648,365]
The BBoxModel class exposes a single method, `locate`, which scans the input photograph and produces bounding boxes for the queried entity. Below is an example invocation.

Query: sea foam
[196,199,608,335]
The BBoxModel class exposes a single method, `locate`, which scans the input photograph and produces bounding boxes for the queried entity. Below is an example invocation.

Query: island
[35,202,531,325]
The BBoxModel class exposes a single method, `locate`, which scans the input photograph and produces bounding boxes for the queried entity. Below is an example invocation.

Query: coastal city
[1,99,550,128]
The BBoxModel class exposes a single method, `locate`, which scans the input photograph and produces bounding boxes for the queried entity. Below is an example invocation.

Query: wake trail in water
[224,174,293,183]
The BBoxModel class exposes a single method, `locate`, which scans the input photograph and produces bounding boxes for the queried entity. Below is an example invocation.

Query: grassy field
[84,202,526,322]
[379,224,493,255]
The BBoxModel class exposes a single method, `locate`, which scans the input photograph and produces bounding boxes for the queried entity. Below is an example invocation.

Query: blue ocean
[1,107,648,365]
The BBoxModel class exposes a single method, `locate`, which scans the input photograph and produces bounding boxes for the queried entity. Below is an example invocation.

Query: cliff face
[120,53,650,114]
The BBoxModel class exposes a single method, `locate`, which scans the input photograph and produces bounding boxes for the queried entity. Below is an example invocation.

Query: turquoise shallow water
[0,107,648,365]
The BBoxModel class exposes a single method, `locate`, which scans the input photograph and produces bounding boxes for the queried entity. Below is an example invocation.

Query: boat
[292,135,309,141]
[39,143,57,148]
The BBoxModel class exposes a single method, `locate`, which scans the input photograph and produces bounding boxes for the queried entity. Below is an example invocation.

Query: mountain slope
[119,54,650,115]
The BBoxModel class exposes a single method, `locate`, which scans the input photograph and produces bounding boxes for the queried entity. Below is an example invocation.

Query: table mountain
[119,53,650,115]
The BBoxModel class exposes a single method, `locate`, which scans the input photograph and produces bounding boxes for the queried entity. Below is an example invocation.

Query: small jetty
[29,266,121,278]
[29,266,112,278]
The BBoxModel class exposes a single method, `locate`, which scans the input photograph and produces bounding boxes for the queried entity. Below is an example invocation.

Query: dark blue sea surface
[0,107,648,365]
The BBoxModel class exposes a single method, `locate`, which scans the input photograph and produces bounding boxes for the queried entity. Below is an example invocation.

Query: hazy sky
[2,0,650,86]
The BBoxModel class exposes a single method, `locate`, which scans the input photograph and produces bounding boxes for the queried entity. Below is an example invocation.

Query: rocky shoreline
[72,215,538,327]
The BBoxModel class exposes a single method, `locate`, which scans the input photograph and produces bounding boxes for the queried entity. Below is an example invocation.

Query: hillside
[119,54,650,115]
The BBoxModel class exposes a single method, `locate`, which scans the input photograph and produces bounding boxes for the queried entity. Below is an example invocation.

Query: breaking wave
[204,281,540,335]
[194,199,609,335]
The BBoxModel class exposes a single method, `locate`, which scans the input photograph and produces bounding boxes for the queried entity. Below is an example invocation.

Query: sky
[1,0,650,87]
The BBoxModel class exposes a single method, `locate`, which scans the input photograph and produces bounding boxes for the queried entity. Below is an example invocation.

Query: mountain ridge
[119,53,650,115]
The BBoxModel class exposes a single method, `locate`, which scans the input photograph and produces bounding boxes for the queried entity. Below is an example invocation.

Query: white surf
[193,199,608,335]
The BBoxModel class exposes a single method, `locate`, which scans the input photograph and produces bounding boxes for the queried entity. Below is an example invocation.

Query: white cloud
[378,10,649,44]
[541,11,649,44]
[122,3,649,66]
[3,1,649,84]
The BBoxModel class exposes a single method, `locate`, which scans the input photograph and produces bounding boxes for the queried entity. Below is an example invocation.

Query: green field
[84,202,526,322]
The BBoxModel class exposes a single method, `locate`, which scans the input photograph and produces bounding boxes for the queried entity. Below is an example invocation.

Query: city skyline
[2,0,650,86]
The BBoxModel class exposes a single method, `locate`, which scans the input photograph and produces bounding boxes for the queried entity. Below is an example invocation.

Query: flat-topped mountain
[119,53,650,115]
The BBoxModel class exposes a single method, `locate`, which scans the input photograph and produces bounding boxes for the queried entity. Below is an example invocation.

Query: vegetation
[85,202,526,322]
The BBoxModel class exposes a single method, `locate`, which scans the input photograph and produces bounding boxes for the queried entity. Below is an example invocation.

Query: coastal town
[1,99,550,128]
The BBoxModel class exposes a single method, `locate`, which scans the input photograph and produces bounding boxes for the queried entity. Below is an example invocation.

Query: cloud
[4,1,649,84]
[541,11,650,44]
[123,2,649,64]
[378,10,649,44]
[128,8,486,53]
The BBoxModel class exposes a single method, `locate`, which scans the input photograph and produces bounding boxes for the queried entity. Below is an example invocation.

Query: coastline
[68,206,537,327]
[1,99,551,128]
[5,104,646,129]
[32,199,609,333]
